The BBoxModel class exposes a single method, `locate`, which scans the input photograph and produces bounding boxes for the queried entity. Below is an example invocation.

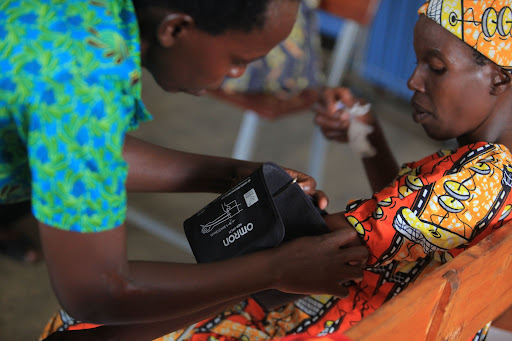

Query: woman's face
[144,0,299,96]
[407,15,499,142]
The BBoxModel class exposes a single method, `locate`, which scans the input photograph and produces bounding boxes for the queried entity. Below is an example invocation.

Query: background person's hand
[283,167,328,210]
[272,229,368,298]
[314,87,374,143]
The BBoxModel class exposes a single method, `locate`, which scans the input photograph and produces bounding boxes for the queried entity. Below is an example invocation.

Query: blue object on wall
[317,0,425,100]
[361,0,425,100]
[317,9,345,39]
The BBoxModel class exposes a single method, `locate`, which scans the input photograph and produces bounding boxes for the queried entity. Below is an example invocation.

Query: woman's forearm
[361,118,399,193]
[123,134,260,193]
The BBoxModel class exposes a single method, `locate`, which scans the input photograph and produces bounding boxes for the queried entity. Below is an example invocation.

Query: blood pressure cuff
[184,162,329,310]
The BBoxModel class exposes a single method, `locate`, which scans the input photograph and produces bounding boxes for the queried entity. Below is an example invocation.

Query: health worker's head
[134,0,300,96]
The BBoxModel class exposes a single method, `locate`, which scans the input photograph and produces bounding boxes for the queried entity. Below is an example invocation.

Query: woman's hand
[283,167,328,210]
[314,88,398,192]
[314,87,374,143]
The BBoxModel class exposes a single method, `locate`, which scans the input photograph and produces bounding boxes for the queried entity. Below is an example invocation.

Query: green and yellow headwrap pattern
[419,0,512,72]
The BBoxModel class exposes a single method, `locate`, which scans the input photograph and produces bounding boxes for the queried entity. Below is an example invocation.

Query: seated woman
[40,0,512,340]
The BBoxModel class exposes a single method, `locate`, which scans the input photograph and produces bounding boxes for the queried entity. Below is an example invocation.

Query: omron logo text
[223,223,254,247]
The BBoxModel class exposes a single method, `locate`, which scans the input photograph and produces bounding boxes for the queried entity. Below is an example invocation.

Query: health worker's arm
[122,134,328,209]
[39,222,367,325]
[41,298,243,341]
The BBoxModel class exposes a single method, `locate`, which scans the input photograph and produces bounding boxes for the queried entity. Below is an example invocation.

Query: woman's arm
[359,115,399,192]
[336,143,512,266]
[314,88,399,193]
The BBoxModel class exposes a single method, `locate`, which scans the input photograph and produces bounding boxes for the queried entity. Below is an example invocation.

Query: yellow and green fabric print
[0,0,152,232]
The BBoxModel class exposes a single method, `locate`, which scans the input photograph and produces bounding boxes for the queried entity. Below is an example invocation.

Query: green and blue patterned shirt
[0,0,152,232]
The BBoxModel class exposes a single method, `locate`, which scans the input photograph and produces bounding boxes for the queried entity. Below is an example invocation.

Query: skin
[142,0,300,96]
[314,88,399,193]
[408,16,512,147]
[315,15,512,193]
[39,1,368,339]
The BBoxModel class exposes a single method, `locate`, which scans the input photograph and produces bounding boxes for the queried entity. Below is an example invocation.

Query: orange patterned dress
[41,142,510,341]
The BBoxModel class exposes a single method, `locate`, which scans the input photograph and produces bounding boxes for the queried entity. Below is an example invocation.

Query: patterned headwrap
[419,0,512,72]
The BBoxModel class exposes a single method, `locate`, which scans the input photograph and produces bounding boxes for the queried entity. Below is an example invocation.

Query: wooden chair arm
[345,224,512,341]
[493,306,512,331]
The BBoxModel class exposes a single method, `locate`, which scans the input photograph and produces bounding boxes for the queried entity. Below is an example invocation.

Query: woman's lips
[411,102,431,123]
[412,110,430,123]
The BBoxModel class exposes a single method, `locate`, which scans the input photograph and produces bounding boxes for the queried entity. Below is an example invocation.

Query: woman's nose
[407,67,425,93]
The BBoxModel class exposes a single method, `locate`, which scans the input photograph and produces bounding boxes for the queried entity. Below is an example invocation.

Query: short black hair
[133,0,286,36]
[471,48,512,75]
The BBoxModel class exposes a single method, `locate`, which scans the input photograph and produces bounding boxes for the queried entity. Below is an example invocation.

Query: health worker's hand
[272,229,368,298]
[323,211,365,247]
[283,167,328,210]
[324,212,367,267]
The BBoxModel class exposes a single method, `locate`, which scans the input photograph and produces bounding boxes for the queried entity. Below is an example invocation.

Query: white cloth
[336,102,376,157]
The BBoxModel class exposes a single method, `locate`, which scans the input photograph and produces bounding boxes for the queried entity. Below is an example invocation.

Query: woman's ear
[491,67,512,96]
[157,13,194,48]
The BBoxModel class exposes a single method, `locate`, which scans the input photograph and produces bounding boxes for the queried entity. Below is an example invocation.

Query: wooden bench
[344,224,512,341]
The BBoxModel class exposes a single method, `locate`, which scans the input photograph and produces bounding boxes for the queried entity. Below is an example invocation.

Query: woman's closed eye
[425,55,447,74]
[428,63,446,74]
